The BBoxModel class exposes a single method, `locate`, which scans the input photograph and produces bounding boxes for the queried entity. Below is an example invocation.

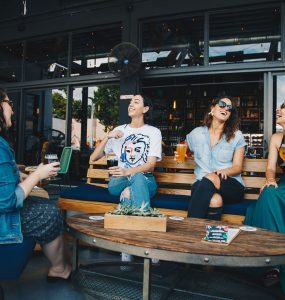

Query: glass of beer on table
[175,144,187,163]
[44,154,59,179]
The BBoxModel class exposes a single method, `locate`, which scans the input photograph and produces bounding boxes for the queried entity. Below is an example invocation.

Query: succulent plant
[109,201,165,218]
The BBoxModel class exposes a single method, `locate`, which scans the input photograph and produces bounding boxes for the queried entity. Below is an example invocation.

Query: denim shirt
[0,137,25,244]
[186,126,247,186]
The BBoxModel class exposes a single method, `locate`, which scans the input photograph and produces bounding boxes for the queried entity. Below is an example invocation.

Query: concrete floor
[1,246,284,300]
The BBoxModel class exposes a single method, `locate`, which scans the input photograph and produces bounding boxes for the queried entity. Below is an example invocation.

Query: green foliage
[89,86,120,132]
[52,91,91,121]
[52,92,66,119]
[110,203,165,217]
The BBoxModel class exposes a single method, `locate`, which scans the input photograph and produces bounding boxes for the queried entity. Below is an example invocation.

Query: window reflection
[71,26,121,76]
[209,7,281,64]
[25,35,68,81]
[142,16,204,69]
[0,43,23,82]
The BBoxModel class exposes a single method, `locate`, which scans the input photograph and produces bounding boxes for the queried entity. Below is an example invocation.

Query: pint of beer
[176,144,187,163]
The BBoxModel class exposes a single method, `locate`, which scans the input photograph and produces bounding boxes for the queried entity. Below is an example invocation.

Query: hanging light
[173,100,176,109]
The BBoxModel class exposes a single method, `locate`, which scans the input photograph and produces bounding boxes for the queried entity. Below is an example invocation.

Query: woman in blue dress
[245,101,285,290]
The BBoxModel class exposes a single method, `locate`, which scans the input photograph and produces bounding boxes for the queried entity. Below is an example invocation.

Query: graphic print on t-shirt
[120,133,150,168]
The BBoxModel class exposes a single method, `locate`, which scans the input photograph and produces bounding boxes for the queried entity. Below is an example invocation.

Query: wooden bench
[59,156,281,225]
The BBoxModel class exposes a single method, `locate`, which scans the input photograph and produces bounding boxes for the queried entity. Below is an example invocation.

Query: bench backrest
[87,156,282,200]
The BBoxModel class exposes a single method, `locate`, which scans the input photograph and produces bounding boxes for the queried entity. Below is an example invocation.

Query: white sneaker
[120,252,134,271]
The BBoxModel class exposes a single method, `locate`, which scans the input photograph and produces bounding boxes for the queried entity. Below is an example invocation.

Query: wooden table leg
[143,258,151,300]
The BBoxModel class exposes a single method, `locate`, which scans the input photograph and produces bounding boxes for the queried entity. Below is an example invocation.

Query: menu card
[203,225,240,245]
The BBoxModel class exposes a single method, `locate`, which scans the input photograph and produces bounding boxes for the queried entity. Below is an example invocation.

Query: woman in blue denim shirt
[186,95,246,220]
[0,89,71,281]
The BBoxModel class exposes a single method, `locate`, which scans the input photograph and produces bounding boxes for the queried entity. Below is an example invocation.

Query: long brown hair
[203,95,240,142]
[0,88,9,140]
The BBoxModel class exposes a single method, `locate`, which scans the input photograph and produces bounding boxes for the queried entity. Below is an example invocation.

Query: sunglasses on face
[217,100,233,111]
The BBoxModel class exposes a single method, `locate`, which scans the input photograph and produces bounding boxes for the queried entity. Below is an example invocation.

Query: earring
[208,110,213,116]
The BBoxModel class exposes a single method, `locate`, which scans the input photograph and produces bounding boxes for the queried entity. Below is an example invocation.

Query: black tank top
[277,135,285,170]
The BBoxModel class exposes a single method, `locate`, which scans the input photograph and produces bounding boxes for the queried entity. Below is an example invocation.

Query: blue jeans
[108,172,157,209]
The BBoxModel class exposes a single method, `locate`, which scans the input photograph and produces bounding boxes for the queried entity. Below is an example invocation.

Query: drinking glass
[175,144,187,163]
[44,154,59,180]
[107,154,118,176]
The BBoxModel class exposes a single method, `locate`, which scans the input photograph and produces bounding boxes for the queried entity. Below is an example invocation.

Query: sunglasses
[2,98,13,108]
[217,100,233,112]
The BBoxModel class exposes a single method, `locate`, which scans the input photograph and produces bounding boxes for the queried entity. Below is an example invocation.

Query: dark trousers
[187,176,244,218]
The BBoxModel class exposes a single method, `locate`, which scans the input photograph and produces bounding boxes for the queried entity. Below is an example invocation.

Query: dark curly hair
[203,95,240,142]
[0,88,9,140]
[140,94,153,125]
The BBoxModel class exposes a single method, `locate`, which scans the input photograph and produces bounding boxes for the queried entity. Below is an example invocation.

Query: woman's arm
[18,162,60,198]
[262,133,279,189]
[90,130,124,162]
[215,146,245,179]
[109,156,157,177]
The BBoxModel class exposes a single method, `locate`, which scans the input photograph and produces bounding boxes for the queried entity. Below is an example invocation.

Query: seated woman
[0,88,71,281]
[186,95,246,220]
[90,94,162,209]
[244,101,285,290]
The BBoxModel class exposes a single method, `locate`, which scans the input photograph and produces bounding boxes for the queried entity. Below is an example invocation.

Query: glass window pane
[71,26,121,76]
[23,88,66,165]
[25,35,68,81]
[209,7,281,65]
[0,43,23,83]
[142,16,204,69]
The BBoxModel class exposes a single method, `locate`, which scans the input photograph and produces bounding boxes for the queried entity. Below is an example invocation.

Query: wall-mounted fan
[108,42,141,78]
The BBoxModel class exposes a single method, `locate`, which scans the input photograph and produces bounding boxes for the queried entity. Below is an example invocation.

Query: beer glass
[107,154,118,176]
[175,144,187,163]
[44,154,59,179]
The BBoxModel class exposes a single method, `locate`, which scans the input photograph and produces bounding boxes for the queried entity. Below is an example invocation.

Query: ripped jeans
[108,172,157,209]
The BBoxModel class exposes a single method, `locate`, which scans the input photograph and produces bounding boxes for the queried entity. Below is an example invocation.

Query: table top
[66,213,285,267]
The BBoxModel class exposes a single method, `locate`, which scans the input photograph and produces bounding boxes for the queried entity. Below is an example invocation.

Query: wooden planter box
[104,213,167,232]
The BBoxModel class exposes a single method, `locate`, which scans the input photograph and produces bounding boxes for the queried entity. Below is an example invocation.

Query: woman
[0,88,71,281]
[244,101,285,290]
[90,94,162,209]
[186,95,246,220]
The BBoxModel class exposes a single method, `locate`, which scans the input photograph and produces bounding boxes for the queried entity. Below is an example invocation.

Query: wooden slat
[154,172,196,184]
[59,198,117,213]
[157,188,190,195]
[242,176,266,188]
[87,168,109,179]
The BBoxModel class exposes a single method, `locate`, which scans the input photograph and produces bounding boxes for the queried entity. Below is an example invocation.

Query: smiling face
[128,95,149,119]
[276,102,285,126]
[1,98,13,129]
[212,97,232,122]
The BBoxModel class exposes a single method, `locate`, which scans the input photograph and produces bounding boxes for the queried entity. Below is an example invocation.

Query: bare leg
[42,235,71,278]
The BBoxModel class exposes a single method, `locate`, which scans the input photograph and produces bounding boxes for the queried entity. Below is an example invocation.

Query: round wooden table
[66,214,285,300]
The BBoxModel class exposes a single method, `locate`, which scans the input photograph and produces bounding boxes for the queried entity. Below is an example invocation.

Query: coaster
[239,226,257,232]
[169,216,184,221]
[89,216,104,221]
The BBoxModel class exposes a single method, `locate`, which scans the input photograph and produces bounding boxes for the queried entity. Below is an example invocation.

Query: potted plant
[104,203,167,232]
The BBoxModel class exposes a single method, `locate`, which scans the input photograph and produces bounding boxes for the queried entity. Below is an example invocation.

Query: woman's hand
[108,166,130,177]
[108,130,124,139]
[215,169,228,180]
[20,172,28,182]
[34,162,60,180]
[260,179,278,192]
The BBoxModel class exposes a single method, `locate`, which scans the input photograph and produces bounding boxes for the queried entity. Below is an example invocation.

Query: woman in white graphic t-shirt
[90,94,162,209]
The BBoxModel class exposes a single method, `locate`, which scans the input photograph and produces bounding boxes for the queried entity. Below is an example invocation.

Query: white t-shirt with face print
[104,124,162,168]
